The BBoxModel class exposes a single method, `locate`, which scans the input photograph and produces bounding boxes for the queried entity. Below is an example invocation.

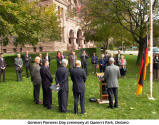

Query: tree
[81,0,159,64]
[0,0,61,48]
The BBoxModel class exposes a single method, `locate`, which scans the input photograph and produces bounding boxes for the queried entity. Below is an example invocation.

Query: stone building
[1,0,94,54]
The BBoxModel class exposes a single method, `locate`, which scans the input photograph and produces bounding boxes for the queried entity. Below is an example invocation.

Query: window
[20,48,22,52]
[3,49,7,53]
[33,47,36,52]
[39,47,43,52]
[13,48,17,53]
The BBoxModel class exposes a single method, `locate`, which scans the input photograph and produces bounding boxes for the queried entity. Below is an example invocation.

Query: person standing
[44,52,51,64]
[104,50,110,66]
[69,51,77,69]
[70,60,87,114]
[91,53,98,74]
[0,53,6,82]
[15,54,23,82]
[56,51,62,68]
[40,60,53,109]
[39,53,43,66]
[24,51,32,78]
[55,59,69,113]
[30,57,42,104]
[115,50,121,65]
[118,55,127,78]
[103,58,120,109]
[99,54,106,72]
[80,50,89,75]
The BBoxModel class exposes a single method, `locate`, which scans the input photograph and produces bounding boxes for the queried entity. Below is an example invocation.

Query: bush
[79,48,97,57]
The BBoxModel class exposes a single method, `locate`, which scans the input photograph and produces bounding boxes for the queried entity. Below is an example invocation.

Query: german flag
[136,37,149,96]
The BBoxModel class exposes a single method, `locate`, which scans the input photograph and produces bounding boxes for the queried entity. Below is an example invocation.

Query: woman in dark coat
[56,51,62,68]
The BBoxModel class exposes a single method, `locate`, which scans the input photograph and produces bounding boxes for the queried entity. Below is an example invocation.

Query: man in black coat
[0,53,6,82]
[43,53,51,64]
[80,50,89,75]
[70,60,87,114]
[24,51,32,78]
[40,60,53,109]
[55,59,69,113]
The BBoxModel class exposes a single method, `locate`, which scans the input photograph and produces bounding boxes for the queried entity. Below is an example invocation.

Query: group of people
[91,50,127,78]
[0,49,128,112]
[31,52,86,114]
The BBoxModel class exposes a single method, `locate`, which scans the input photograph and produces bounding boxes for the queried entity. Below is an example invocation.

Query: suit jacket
[69,55,77,68]
[99,58,106,66]
[104,64,120,88]
[91,56,98,64]
[31,63,41,85]
[0,57,6,69]
[40,66,53,89]
[24,55,32,66]
[70,67,87,93]
[15,58,23,70]
[115,54,121,64]
[56,56,62,68]
[55,66,68,91]
[80,55,89,65]
[154,58,159,69]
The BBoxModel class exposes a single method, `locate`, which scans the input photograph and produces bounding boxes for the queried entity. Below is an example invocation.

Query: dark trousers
[25,64,31,78]
[58,90,68,112]
[100,65,106,72]
[108,88,118,108]
[44,87,52,109]
[33,84,40,104]
[0,69,5,82]
[82,63,88,75]
[92,64,97,73]
[16,70,22,81]
[73,91,85,114]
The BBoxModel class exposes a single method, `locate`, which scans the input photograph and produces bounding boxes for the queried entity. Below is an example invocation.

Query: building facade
[1,0,94,54]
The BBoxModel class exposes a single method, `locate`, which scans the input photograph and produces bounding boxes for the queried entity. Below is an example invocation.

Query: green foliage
[0,0,61,46]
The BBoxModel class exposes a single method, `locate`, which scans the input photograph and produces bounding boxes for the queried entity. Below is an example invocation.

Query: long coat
[70,67,87,93]
[40,66,53,89]
[55,66,69,91]
[31,63,41,85]
[104,64,121,88]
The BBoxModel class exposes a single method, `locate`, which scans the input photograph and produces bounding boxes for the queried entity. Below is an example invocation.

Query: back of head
[75,60,81,67]
[109,57,114,64]
[35,56,40,64]
[62,59,68,67]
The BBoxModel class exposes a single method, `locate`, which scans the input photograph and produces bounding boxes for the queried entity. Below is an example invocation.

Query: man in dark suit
[69,51,77,69]
[103,58,120,109]
[30,56,42,104]
[15,54,23,82]
[55,59,69,113]
[0,53,6,82]
[99,54,106,72]
[24,51,32,78]
[70,60,87,114]
[80,50,89,75]
[43,52,51,64]
[40,60,53,109]
[115,50,121,65]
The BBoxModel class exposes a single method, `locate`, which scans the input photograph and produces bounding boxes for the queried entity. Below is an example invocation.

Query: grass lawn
[0,55,159,119]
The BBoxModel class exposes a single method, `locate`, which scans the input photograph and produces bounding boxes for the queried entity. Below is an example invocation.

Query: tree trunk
[136,40,146,65]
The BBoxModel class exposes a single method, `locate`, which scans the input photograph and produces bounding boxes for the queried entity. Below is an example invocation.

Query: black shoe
[62,110,70,113]
[74,112,78,114]
[114,106,118,108]
[107,106,114,109]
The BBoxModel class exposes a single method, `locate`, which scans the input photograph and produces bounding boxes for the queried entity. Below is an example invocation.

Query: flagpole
[148,0,154,100]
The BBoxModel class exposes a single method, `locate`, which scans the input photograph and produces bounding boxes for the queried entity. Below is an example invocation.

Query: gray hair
[109,57,115,63]
[35,56,40,61]
[75,60,81,67]
[62,59,68,66]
